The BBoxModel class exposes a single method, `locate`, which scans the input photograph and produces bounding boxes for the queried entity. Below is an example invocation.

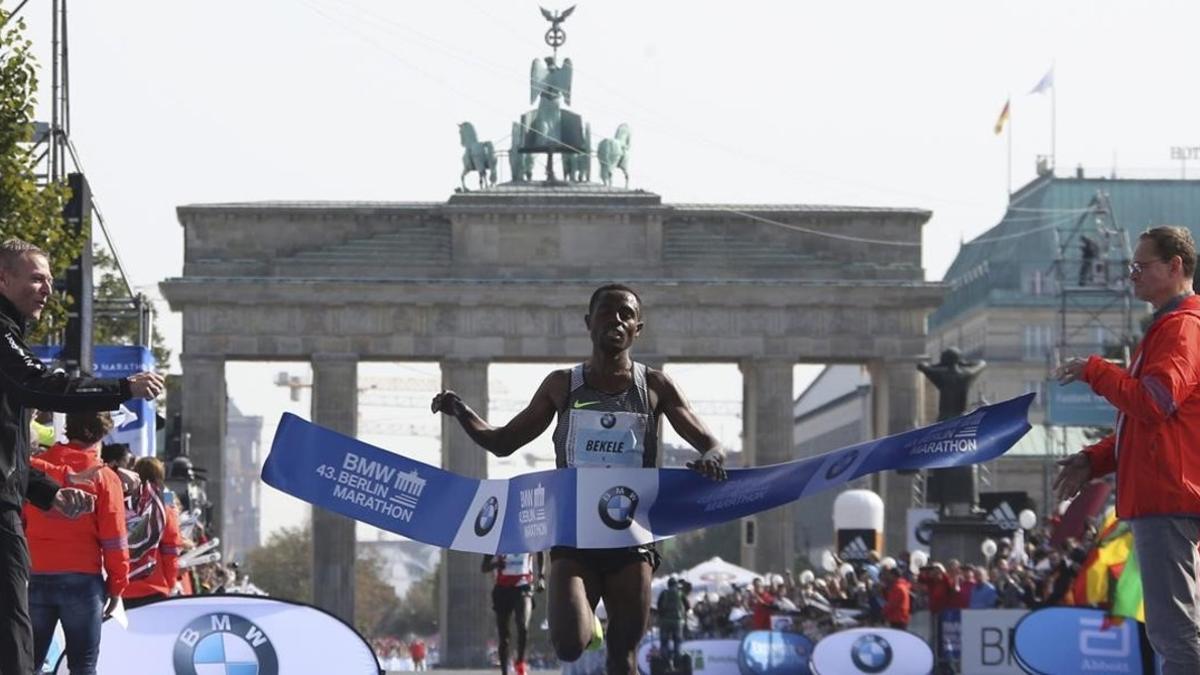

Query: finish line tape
[262,393,1032,553]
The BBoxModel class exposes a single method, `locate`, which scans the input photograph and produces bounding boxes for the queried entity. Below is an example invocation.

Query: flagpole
[1050,62,1057,173]
[1008,94,1013,197]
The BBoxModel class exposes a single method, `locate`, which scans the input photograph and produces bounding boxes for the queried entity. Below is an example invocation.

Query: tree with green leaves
[243,524,403,638]
[0,8,83,343]
[92,244,171,370]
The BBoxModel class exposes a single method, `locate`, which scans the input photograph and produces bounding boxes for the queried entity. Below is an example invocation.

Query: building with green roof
[932,171,1200,421]
[926,170,1200,510]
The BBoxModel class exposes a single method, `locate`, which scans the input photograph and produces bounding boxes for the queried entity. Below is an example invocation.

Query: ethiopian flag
[994,99,1011,135]
[1112,547,1146,622]
[1069,510,1130,607]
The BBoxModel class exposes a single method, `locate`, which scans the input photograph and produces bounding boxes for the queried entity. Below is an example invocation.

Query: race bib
[569,409,648,468]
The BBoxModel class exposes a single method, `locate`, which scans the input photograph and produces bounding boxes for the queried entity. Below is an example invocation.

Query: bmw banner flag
[32,345,157,457]
[262,394,1033,553]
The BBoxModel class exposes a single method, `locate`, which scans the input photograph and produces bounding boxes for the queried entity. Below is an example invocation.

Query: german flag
[994,99,1011,136]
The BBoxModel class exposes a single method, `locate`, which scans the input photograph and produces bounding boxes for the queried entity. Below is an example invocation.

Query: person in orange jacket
[123,457,182,609]
[881,568,911,630]
[23,411,128,674]
[1054,226,1200,675]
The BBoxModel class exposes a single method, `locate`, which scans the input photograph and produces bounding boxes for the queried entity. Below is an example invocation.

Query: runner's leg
[515,590,532,663]
[548,556,602,662]
[601,559,652,675]
[494,586,514,675]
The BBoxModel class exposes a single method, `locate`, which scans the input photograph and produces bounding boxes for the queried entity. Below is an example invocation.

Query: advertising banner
[32,344,156,456]
[938,609,962,665]
[836,528,880,562]
[810,628,933,675]
[1013,606,1146,675]
[264,394,1034,553]
[1046,379,1115,427]
[56,595,380,675]
[738,630,814,675]
[980,492,1035,531]
[906,507,938,554]
[960,609,1027,674]
[636,639,740,675]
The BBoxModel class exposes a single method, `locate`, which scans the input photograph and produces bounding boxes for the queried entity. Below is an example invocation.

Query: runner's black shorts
[549,544,661,577]
[493,584,534,615]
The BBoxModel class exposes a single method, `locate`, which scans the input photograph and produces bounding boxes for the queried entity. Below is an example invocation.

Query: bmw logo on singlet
[174,613,279,675]
[849,633,893,673]
[598,486,639,530]
[474,496,500,536]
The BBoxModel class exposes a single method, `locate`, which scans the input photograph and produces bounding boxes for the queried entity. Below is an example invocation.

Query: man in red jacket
[882,568,911,630]
[918,563,955,616]
[24,411,128,673]
[1054,226,1200,674]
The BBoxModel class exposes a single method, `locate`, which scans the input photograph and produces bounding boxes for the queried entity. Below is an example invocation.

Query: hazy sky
[15,0,1200,365]
[13,0,1199,540]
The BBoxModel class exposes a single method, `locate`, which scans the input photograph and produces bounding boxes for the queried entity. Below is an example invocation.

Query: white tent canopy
[650,556,762,607]
[680,556,761,592]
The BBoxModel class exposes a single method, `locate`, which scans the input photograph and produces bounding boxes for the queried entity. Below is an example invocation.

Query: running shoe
[587,615,604,651]
[514,661,528,675]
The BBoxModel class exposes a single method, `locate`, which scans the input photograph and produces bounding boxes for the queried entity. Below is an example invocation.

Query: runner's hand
[687,449,727,481]
[53,488,95,518]
[431,390,465,417]
[103,595,119,619]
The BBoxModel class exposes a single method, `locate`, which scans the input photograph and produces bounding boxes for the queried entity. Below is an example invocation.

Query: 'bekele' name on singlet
[585,440,626,453]
[263,394,1033,554]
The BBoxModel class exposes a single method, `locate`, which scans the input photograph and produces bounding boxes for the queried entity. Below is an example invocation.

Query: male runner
[433,284,727,675]
[482,551,545,675]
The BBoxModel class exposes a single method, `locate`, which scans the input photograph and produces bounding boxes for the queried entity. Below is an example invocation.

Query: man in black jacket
[0,239,162,675]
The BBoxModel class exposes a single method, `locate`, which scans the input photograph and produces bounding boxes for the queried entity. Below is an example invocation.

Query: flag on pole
[994,99,1011,135]
[1112,546,1145,622]
[1068,513,1131,607]
[1029,66,1055,95]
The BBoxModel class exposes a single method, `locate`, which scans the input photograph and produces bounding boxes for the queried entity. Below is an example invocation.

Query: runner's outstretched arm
[432,371,565,457]
[648,369,727,481]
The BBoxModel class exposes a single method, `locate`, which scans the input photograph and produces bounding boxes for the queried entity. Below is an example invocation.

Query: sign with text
[939,609,962,665]
[1171,146,1200,160]
[906,507,938,554]
[264,395,1034,553]
[32,344,157,457]
[1046,380,1115,427]
[1013,606,1146,675]
[738,631,814,675]
[961,609,1027,674]
[810,628,933,675]
[636,638,739,675]
[56,595,379,675]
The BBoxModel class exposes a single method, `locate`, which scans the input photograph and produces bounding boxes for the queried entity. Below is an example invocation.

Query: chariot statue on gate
[515,6,588,183]
[455,5,632,188]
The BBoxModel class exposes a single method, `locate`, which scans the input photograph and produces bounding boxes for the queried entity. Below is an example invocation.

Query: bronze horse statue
[459,122,496,190]
[564,123,591,183]
[509,122,533,183]
[597,123,631,187]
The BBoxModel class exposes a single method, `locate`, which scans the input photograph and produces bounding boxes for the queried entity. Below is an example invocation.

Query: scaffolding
[1044,190,1137,458]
